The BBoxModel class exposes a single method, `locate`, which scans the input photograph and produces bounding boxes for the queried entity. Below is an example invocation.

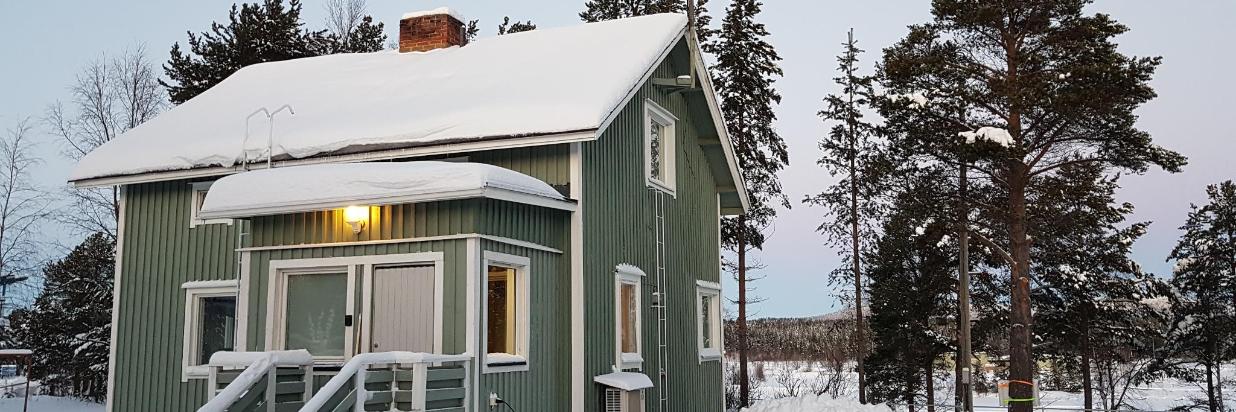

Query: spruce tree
[865,172,958,410]
[162,0,385,104]
[497,17,537,35]
[804,30,886,403]
[1028,162,1161,410]
[706,0,787,406]
[1163,180,1236,412]
[7,233,115,400]
[877,2,1185,408]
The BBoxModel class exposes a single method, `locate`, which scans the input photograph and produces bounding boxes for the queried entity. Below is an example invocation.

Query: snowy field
[742,361,1235,412]
[0,379,103,412]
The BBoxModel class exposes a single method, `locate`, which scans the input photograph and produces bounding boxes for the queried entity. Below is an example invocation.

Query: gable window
[483,252,530,373]
[615,265,645,369]
[181,280,238,380]
[696,280,722,361]
[189,182,233,228]
[643,99,677,194]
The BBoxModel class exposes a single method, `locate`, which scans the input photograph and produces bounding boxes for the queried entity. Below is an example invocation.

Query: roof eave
[70,129,597,188]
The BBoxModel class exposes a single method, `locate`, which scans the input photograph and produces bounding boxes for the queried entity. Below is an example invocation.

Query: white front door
[369,264,436,353]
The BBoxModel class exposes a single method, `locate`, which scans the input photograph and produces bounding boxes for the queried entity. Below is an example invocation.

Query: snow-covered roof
[70,14,690,183]
[197,162,573,219]
[593,371,654,391]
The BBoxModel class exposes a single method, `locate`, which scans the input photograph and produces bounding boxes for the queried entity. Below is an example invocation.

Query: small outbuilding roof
[197,162,572,219]
[593,371,655,391]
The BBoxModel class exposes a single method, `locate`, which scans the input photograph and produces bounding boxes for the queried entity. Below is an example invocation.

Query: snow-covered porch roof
[593,371,654,391]
[196,162,573,220]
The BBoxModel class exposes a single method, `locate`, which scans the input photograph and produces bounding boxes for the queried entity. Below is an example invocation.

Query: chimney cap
[401,7,466,23]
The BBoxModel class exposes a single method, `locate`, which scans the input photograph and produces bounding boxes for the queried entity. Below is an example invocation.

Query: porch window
[615,265,644,369]
[483,252,530,373]
[283,271,348,359]
[181,281,238,380]
[644,99,677,194]
[696,281,722,361]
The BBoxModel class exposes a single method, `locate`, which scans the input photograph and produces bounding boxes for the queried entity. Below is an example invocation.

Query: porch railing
[301,352,472,412]
[198,350,314,412]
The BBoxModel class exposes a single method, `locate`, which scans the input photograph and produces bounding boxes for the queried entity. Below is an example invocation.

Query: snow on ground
[0,395,102,412]
[746,360,1234,411]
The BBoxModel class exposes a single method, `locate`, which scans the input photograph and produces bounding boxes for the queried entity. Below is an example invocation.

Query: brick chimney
[399,8,467,53]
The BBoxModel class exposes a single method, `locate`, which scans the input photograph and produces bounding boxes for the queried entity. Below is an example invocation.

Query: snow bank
[197,162,567,219]
[959,127,1015,147]
[742,395,892,412]
[71,14,688,182]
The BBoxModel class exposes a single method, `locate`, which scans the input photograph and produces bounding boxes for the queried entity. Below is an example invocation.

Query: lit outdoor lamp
[343,205,369,235]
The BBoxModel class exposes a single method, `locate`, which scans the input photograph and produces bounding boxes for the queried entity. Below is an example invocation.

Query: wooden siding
[582,40,725,411]
[112,181,243,411]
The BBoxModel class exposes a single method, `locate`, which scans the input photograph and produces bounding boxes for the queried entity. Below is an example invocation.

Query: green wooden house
[71,10,745,412]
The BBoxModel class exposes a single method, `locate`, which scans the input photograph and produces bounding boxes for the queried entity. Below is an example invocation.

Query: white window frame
[614,265,645,370]
[189,181,234,228]
[643,99,678,196]
[481,251,531,374]
[181,280,239,381]
[696,280,722,362]
[266,261,358,365]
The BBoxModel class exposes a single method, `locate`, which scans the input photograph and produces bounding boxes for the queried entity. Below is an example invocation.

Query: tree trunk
[1217,359,1226,412]
[738,215,751,407]
[1206,359,1217,412]
[955,345,964,412]
[927,365,936,412]
[845,29,867,404]
[1081,315,1093,411]
[1007,164,1035,412]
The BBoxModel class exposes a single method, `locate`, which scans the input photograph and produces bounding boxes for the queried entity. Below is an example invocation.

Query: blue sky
[1,1,1233,318]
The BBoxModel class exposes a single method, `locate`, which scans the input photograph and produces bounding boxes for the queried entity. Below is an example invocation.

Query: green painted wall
[111,181,242,411]
[582,39,725,411]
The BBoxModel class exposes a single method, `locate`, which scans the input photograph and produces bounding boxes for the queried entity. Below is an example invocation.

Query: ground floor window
[181,280,238,380]
[696,280,722,361]
[483,251,530,373]
[615,265,645,369]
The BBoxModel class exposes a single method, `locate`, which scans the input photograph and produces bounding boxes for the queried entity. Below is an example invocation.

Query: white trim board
[568,142,585,411]
[235,233,562,255]
[104,186,126,412]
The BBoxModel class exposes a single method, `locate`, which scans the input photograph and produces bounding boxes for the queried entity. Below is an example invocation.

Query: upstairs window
[643,100,677,194]
[696,281,722,361]
[615,265,645,369]
[189,182,233,228]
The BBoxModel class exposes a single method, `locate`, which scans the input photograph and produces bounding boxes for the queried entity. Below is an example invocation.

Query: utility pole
[957,163,974,412]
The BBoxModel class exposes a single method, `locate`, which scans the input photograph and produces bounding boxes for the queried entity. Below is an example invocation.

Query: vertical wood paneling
[112,181,242,411]
[582,39,724,411]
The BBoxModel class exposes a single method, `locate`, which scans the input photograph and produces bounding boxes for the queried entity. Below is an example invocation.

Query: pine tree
[1028,162,1162,410]
[865,173,958,411]
[162,0,385,104]
[1163,181,1236,412]
[706,0,787,406]
[8,233,115,400]
[579,0,714,43]
[497,17,537,35]
[877,2,1186,408]
[803,30,887,403]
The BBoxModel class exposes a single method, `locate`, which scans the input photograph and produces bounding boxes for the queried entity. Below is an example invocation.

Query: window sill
[645,178,676,197]
[189,218,234,229]
[483,353,529,374]
[182,365,210,382]
[698,349,722,363]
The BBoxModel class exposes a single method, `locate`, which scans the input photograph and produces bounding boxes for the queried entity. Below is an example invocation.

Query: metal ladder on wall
[651,190,670,412]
